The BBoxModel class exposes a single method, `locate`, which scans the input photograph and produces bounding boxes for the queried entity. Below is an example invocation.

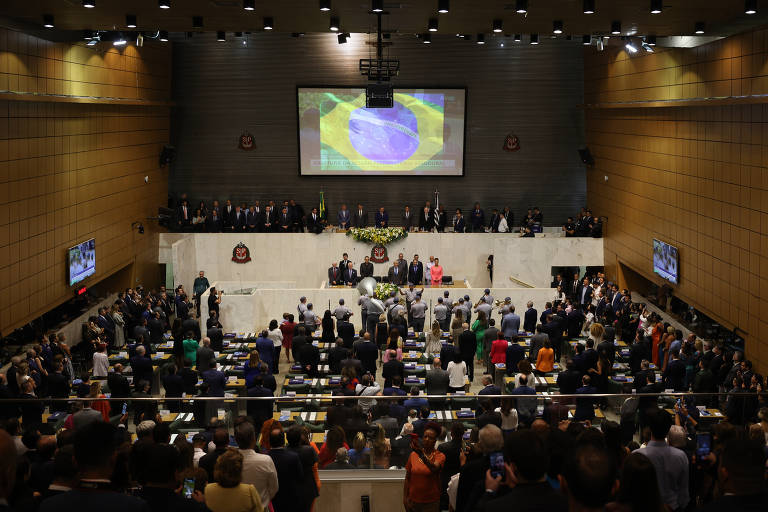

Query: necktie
[395,268,398,275]
[359,210,362,217]
[183,207,187,219]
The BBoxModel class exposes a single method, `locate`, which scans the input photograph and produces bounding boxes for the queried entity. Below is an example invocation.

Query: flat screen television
[652,238,678,284]
[68,239,95,286]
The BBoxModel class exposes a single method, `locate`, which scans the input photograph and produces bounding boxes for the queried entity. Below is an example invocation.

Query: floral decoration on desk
[374,282,400,300]
[346,227,408,245]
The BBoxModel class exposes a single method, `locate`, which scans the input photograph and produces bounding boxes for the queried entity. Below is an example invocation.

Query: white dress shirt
[239,448,279,509]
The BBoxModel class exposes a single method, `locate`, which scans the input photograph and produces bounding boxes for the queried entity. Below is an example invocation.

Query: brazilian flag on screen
[319,92,444,171]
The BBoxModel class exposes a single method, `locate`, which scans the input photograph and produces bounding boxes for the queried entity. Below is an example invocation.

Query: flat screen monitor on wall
[297,87,466,176]
[68,239,95,286]
[652,238,678,284]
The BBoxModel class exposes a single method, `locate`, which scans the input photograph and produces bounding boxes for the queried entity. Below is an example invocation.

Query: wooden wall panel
[584,27,768,372]
[0,28,171,335]
[170,34,586,223]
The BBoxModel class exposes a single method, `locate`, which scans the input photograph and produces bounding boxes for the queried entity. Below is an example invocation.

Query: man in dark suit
[477,375,501,404]
[557,359,582,395]
[359,256,374,278]
[328,343,349,375]
[382,350,405,388]
[418,205,433,232]
[246,206,261,232]
[567,306,585,339]
[353,333,378,377]
[129,346,154,391]
[583,339,599,372]
[573,375,598,421]
[107,363,132,399]
[232,205,247,232]
[469,203,485,232]
[305,207,324,234]
[297,340,320,377]
[408,256,424,285]
[629,335,650,373]
[221,200,235,230]
[262,205,276,232]
[161,364,185,412]
[458,324,477,382]
[387,261,405,285]
[181,313,201,342]
[148,312,163,344]
[47,363,70,404]
[425,357,449,395]
[327,262,341,285]
[375,207,389,228]
[452,209,465,233]
[551,273,565,289]
[523,302,537,333]
[19,381,44,428]
[337,204,351,229]
[505,340,526,377]
[352,203,367,227]
[197,338,216,373]
[176,200,192,230]
[342,262,358,286]
[440,342,457,371]
[569,273,581,299]
[268,430,304,512]
[337,316,356,348]
[202,363,226,397]
[246,375,274,432]
[206,325,224,352]
[278,206,292,233]
[401,205,416,231]
[576,278,593,305]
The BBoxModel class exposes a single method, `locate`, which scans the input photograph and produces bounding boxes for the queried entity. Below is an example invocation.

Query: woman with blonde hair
[424,321,443,355]
[88,380,111,421]
[205,449,263,512]
[450,310,464,341]
[589,322,605,345]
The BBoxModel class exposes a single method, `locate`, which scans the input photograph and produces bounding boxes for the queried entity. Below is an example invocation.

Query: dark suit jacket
[458,330,477,360]
[298,343,320,374]
[352,210,368,227]
[576,285,593,305]
[342,268,358,285]
[523,308,537,333]
[197,346,215,372]
[161,374,184,398]
[629,341,650,373]
[129,355,154,388]
[453,216,465,233]
[47,372,70,398]
[478,384,501,397]
[202,369,226,397]
[39,488,152,512]
[418,209,433,230]
[107,372,132,398]
[426,368,449,395]
[382,359,405,388]
[387,266,405,285]
[306,213,324,234]
[206,327,224,352]
[148,317,164,343]
[557,370,582,395]
[246,385,274,425]
[181,318,200,341]
[505,344,526,376]
[327,266,341,285]
[246,210,263,230]
[328,346,349,374]
[233,210,247,231]
[359,262,374,278]
[354,341,378,375]
[408,262,424,284]
[375,211,389,227]
[337,321,356,348]
[401,211,416,230]
[268,448,303,510]
[439,344,457,370]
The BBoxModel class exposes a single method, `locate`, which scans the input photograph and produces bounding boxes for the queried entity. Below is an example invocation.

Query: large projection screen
[298,87,466,176]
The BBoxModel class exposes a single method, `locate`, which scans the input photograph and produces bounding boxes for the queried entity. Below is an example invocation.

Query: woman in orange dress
[89,381,111,421]
[535,339,555,374]
[403,422,445,512]
[651,317,664,366]
[429,258,443,287]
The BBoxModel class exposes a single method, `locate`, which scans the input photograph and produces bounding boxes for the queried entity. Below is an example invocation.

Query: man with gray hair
[333,299,352,322]
[501,305,521,340]
[325,447,355,470]
[197,337,215,373]
[456,424,504,512]
[474,296,492,319]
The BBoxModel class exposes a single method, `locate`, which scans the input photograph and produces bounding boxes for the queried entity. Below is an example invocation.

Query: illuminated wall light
[159,1,170,9]
[264,17,274,30]
[428,18,438,32]
[694,21,705,34]
[650,0,663,14]
[513,34,521,42]
[582,34,591,45]
[438,0,449,14]
[745,0,757,14]
[320,0,331,11]
[243,0,255,10]
[43,14,54,28]
[625,39,638,53]
[217,31,226,41]
[553,20,563,34]
[611,21,621,35]
[515,0,527,14]
[159,30,169,42]
[493,19,503,33]
[83,0,95,8]
[583,0,595,14]
[330,16,340,31]
[530,33,539,44]
[476,33,485,44]
[126,14,137,28]
[114,33,127,46]
[372,0,383,13]
[423,33,432,44]
[646,35,656,46]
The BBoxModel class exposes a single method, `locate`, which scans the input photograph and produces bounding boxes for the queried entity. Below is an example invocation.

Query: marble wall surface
[160,233,603,292]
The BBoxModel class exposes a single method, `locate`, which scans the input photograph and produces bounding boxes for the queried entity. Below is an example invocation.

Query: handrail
[508,276,535,288]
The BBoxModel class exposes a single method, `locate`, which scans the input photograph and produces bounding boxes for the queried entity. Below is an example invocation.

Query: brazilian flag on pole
[319,190,326,220]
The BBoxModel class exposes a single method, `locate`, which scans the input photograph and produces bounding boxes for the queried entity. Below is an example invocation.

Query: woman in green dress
[471,310,488,362]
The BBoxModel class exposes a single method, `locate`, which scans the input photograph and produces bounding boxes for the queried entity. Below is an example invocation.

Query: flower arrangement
[374,282,400,301]
[346,227,408,245]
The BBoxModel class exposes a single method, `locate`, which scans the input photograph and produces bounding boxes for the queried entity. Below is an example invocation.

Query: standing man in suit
[352,203,367,228]
[267,430,304,512]
[426,357,449,395]
[328,262,341,285]
[353,333,378,377]
[202,362,226,397]
[279,206,292,233]
[197,337,216,373]
[569,273,581,300]
[343,262,357,286]
[339,253,351,271]
[222,199,235,230]
[401,205,415,231]
[207,209,222,232]
[523,301,537,333]
[501,306,521,340]
[338,203,351,229]
[246,205,260,232]
[458,323,477,382]
[396,252,407,277]
[176,200,191,230]
[233,205,247,232]
[381,350,405,388]
[418,205,433,232]
[452,209,466,233]
[576,278,593,305]
[469,203,485,232]
[388,261,404,285]
[359,256,374,278]
[305,207,324,234]
[375,207,389,228]
[263,205,274,232]
[408,255,424,285]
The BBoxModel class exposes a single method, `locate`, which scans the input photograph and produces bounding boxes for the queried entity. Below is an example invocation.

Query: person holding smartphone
[403,422,445,512]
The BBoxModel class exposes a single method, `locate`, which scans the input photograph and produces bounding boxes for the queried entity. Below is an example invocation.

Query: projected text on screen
[298,87,466,176]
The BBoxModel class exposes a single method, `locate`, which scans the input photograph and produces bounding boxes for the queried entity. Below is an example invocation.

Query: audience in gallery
[171,193,601,236]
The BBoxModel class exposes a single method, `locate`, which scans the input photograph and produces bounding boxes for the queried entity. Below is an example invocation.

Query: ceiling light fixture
[553,20,563,34]
[695,21,705,34]
[159,0,170,9]
[493,19,503,33]
[583,0,595,14]
[114,33,127,46]
[514,34,521,42]
[477,34,485,44]
[646,35,656,46]
[126,14,137,28]
[429,18,438,32]
[159,30,169,41]
[43,14,54,28]
[611,21,621,35]
[320,0,331,11]
[423,33,432,44]
[438,0,449,14]
[83,0,95,8]
[372,0,383,13]
[530,33,539,44]
[217,31,226,41]
[625,38,638,53]
[264,17,274,30]
[330,16,340,31]
[650,0,663,14]
[244,0,255,10]
[582,34,591,45]
[516,0,528,14]
[745,0,757,14]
